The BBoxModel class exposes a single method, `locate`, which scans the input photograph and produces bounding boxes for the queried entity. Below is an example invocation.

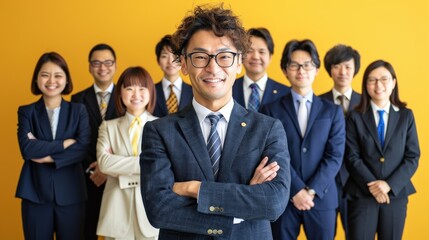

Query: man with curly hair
[140,4,291,239]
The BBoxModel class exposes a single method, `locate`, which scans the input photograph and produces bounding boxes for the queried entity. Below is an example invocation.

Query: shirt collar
[332,88,352,101]
[370,100,399,114]
[94,83,114,94]
[193,97,234,125]
[162,77,183,91]
[125,111,148,124]
[291,89,313,103]
[243,73,268,91]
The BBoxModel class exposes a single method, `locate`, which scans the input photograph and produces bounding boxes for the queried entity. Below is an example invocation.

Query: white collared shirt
[332,88,353,108]
[242,74,268,108]
[370,100,399,139]
[46,106,61,140]
[162,77,183,104]
[94,83,114,105]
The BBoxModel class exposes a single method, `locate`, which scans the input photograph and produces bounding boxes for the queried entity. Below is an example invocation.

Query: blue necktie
[207,114,223,179]
[248,83,260,112]
[377,110,385,148]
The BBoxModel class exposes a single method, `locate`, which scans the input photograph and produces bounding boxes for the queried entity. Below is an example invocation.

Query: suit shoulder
[71,86,92,100]
[318,91,332,99]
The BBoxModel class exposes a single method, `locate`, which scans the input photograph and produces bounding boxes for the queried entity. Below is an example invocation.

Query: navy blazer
[16,98,90,205]
[153,81,193,117]
[319,90,361,186]
[345,106,420,199]
[141,103,290,239]
[232,77,290,111]
[71,86,118,168]
[261,93,345,210]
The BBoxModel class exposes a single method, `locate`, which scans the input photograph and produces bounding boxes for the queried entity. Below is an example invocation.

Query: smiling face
[121,84,150,116]
[243,36,272,81]
[181,30,242,111]
[284,50,318,95]
[331,58,355,92]
[37,61,67,99]
[89,49,117,88]
[366,66,396,108]
[158,46,181,81]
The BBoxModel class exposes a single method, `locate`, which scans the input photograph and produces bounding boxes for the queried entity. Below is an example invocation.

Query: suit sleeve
[51,105,91,169]
[197,119,290,220]
[306,106,345,199]
[385,110,420,196]
[97,121,139,177]
[17,107,64,160]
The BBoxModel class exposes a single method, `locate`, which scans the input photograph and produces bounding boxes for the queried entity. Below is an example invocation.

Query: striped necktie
[166,84,178,114]
[98,91,109,119]
[248,83,260,112]
[206,114,223,180]
[130,117,142,156]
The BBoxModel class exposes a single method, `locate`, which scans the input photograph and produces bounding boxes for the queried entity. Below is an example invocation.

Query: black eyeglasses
[186,51,239,68]
[90,60,115,68]
[287,61,316,71]
[367,77,392,85]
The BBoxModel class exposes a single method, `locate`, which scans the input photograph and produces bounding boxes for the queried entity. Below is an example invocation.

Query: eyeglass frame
[185,51,240,68]
[367,76,393,85]
[90,60,115,68]
[286,61,316,71]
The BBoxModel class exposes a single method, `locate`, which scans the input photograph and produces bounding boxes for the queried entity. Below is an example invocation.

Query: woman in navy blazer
[345,60,420,240]
[16,52,90,240]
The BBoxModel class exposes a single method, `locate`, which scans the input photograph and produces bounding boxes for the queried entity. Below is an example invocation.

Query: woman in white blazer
[96,66,159,240]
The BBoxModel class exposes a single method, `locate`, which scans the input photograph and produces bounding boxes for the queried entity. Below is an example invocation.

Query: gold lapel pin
[273,90,278,94]
[241,122,247,127]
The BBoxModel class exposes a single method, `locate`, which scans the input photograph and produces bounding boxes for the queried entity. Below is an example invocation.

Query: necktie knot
[130,116,142,129]
[377,110,384,118]
[207,113,222,126]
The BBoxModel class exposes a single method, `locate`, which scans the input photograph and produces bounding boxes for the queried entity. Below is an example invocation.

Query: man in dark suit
[319,44,361,239]
[261,39,345,240]
[232,28,290,111]
[71,43,118,240]
[153,35,193,117]
[140,5,291,240]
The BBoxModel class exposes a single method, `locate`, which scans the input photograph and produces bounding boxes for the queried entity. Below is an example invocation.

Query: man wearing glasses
[261,39,345,240]
[140,5,291,240]
[71,43,118,240]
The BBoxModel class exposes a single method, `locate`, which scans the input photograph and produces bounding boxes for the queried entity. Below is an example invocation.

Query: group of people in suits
[16,3,420,240]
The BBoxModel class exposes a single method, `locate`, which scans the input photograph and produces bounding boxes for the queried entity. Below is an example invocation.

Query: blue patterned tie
[207,114,223,179]
[248,83,260,112]
[377,110,385,148]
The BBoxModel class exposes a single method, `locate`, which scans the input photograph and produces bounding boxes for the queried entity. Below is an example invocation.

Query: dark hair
[324,44,361,77]
[355,59,406,113]
[31,52,73,95]
[171,4,249,58]
[114,66,156,116]
[248,27,274,55]
[280,39,320,70]
[155,35,175,62]
[88,43,116,62]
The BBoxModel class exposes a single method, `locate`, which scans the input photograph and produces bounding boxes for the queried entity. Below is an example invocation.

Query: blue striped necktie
[206,114,223,179]
[248,83,260,112]
[377,110,385,148]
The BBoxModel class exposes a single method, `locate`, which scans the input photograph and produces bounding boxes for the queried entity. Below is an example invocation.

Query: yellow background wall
[1,0,427,239]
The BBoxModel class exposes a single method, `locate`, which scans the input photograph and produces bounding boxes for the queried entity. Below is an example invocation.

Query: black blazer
[319,90,361,186]
[71,86,118,169]
[16,98,90,205]
[232,77,290,111]
[345,106,420,199]
[153,81,193,117]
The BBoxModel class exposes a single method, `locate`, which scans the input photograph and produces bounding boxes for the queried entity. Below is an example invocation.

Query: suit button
[209,206,215,212]
[219,207,224,212]
[218,229,223,235]
[128,183,131,186]
[207,229,213,234]
[214,207,220,212]
[380,157,385,163]
[302,147,307,153]
[213,229,218,234]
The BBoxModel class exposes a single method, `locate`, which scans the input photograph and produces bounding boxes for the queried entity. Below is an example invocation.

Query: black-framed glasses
[287,61,316,71]
[186,51,239,68]
[367,77,392,85]
[90,60,115,68]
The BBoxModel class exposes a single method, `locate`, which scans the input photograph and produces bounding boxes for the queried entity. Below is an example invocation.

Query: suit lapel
[282,94,302,137]
[155,83,168,116]
[362,109,383,152]
[179,83,192,110]
[117,116,133,156]
[383,106,399,150]
[233,78,245,107]
[217,104,248,182]
[105,85,117,120]
[35,98,53,140]
[178,107,214,181]
[55,100,69,140]
[84,88,102,123]
[349,91,361,111]
[305,95,322,138]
